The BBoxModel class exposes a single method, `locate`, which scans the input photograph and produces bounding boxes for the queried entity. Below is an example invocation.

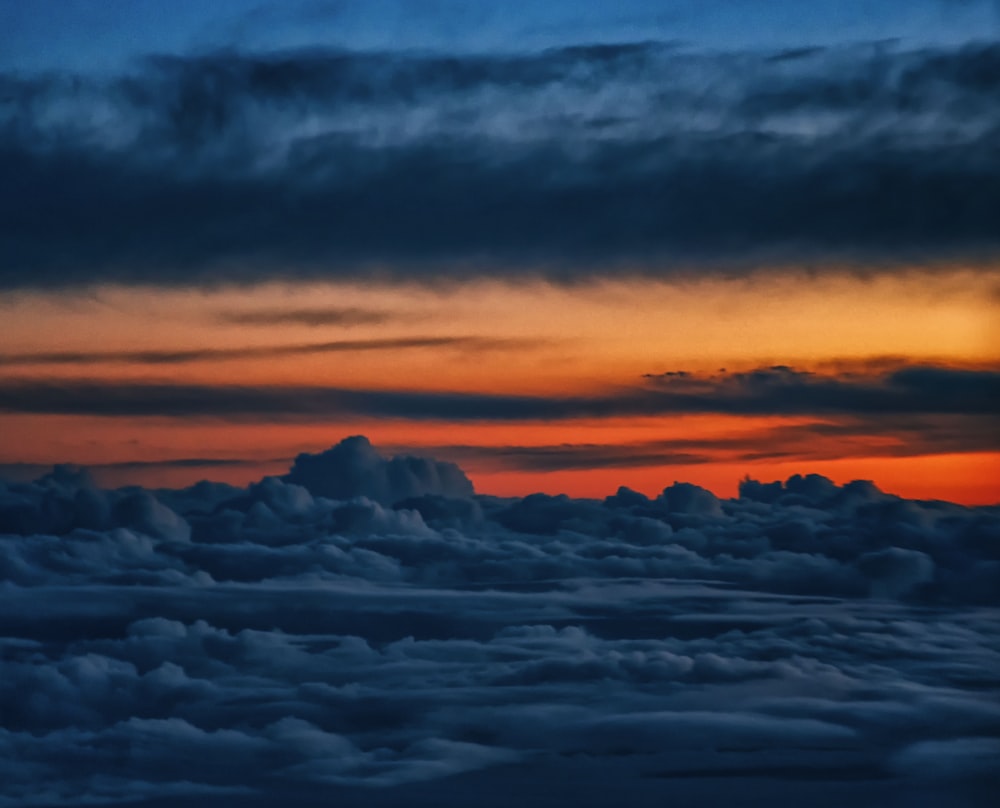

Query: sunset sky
[1,0,998,503]
[3,7,1000,803]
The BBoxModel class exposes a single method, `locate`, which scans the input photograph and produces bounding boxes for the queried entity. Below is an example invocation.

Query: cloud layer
[1,437,998,805]
[2,364,997,418]
[2,41,999,286]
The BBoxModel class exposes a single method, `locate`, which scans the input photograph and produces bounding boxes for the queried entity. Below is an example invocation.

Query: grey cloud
[0,364,995,422]
[1,42,998,287]
[1,435,998,805]
[890,737,1000,781]
[284,435,474,504]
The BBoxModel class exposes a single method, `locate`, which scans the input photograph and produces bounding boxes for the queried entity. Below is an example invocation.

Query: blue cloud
[1,436,998,804]
[1,42,999,287]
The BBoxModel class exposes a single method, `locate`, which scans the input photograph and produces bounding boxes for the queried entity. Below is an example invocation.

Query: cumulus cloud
[0,436,998,805]
[1,42,998,286]
[283,435,474,504]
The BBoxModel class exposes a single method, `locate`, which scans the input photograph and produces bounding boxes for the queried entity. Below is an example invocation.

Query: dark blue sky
[2,0,996,73]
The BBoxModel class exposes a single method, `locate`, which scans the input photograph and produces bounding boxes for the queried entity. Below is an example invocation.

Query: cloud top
[284,435,474,504]
[1,436,998,804]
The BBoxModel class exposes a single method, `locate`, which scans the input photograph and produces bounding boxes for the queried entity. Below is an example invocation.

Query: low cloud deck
[1,438,997,806]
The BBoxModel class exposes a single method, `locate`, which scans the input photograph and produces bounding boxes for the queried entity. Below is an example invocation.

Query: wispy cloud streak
[217,306,402,327]
[0,336,536,366]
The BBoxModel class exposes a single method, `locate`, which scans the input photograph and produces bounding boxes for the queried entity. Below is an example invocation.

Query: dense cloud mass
[1,437,998,806]
[1,41,999,285]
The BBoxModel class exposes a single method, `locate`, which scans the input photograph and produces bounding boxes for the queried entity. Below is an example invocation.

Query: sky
[1,4,1000,805]
[1,0,999,503]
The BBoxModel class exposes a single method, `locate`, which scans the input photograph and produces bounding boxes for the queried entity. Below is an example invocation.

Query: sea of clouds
[1,436,998,806]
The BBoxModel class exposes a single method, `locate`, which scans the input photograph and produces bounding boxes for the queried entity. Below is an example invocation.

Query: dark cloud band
[0,364,995,419]
[1,42,998,287]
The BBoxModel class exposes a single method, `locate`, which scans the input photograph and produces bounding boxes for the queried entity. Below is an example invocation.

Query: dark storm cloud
[1,41,999,287]
[1,436,998,805]
[0,364,995,420]
[0,335,538,367]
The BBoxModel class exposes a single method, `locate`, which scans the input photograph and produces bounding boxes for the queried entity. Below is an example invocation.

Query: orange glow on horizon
[471,453,1000,506]
[2,412,996,505]
[2,269,996,390]
[1,269,997,505]
[58,451,1000,507]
